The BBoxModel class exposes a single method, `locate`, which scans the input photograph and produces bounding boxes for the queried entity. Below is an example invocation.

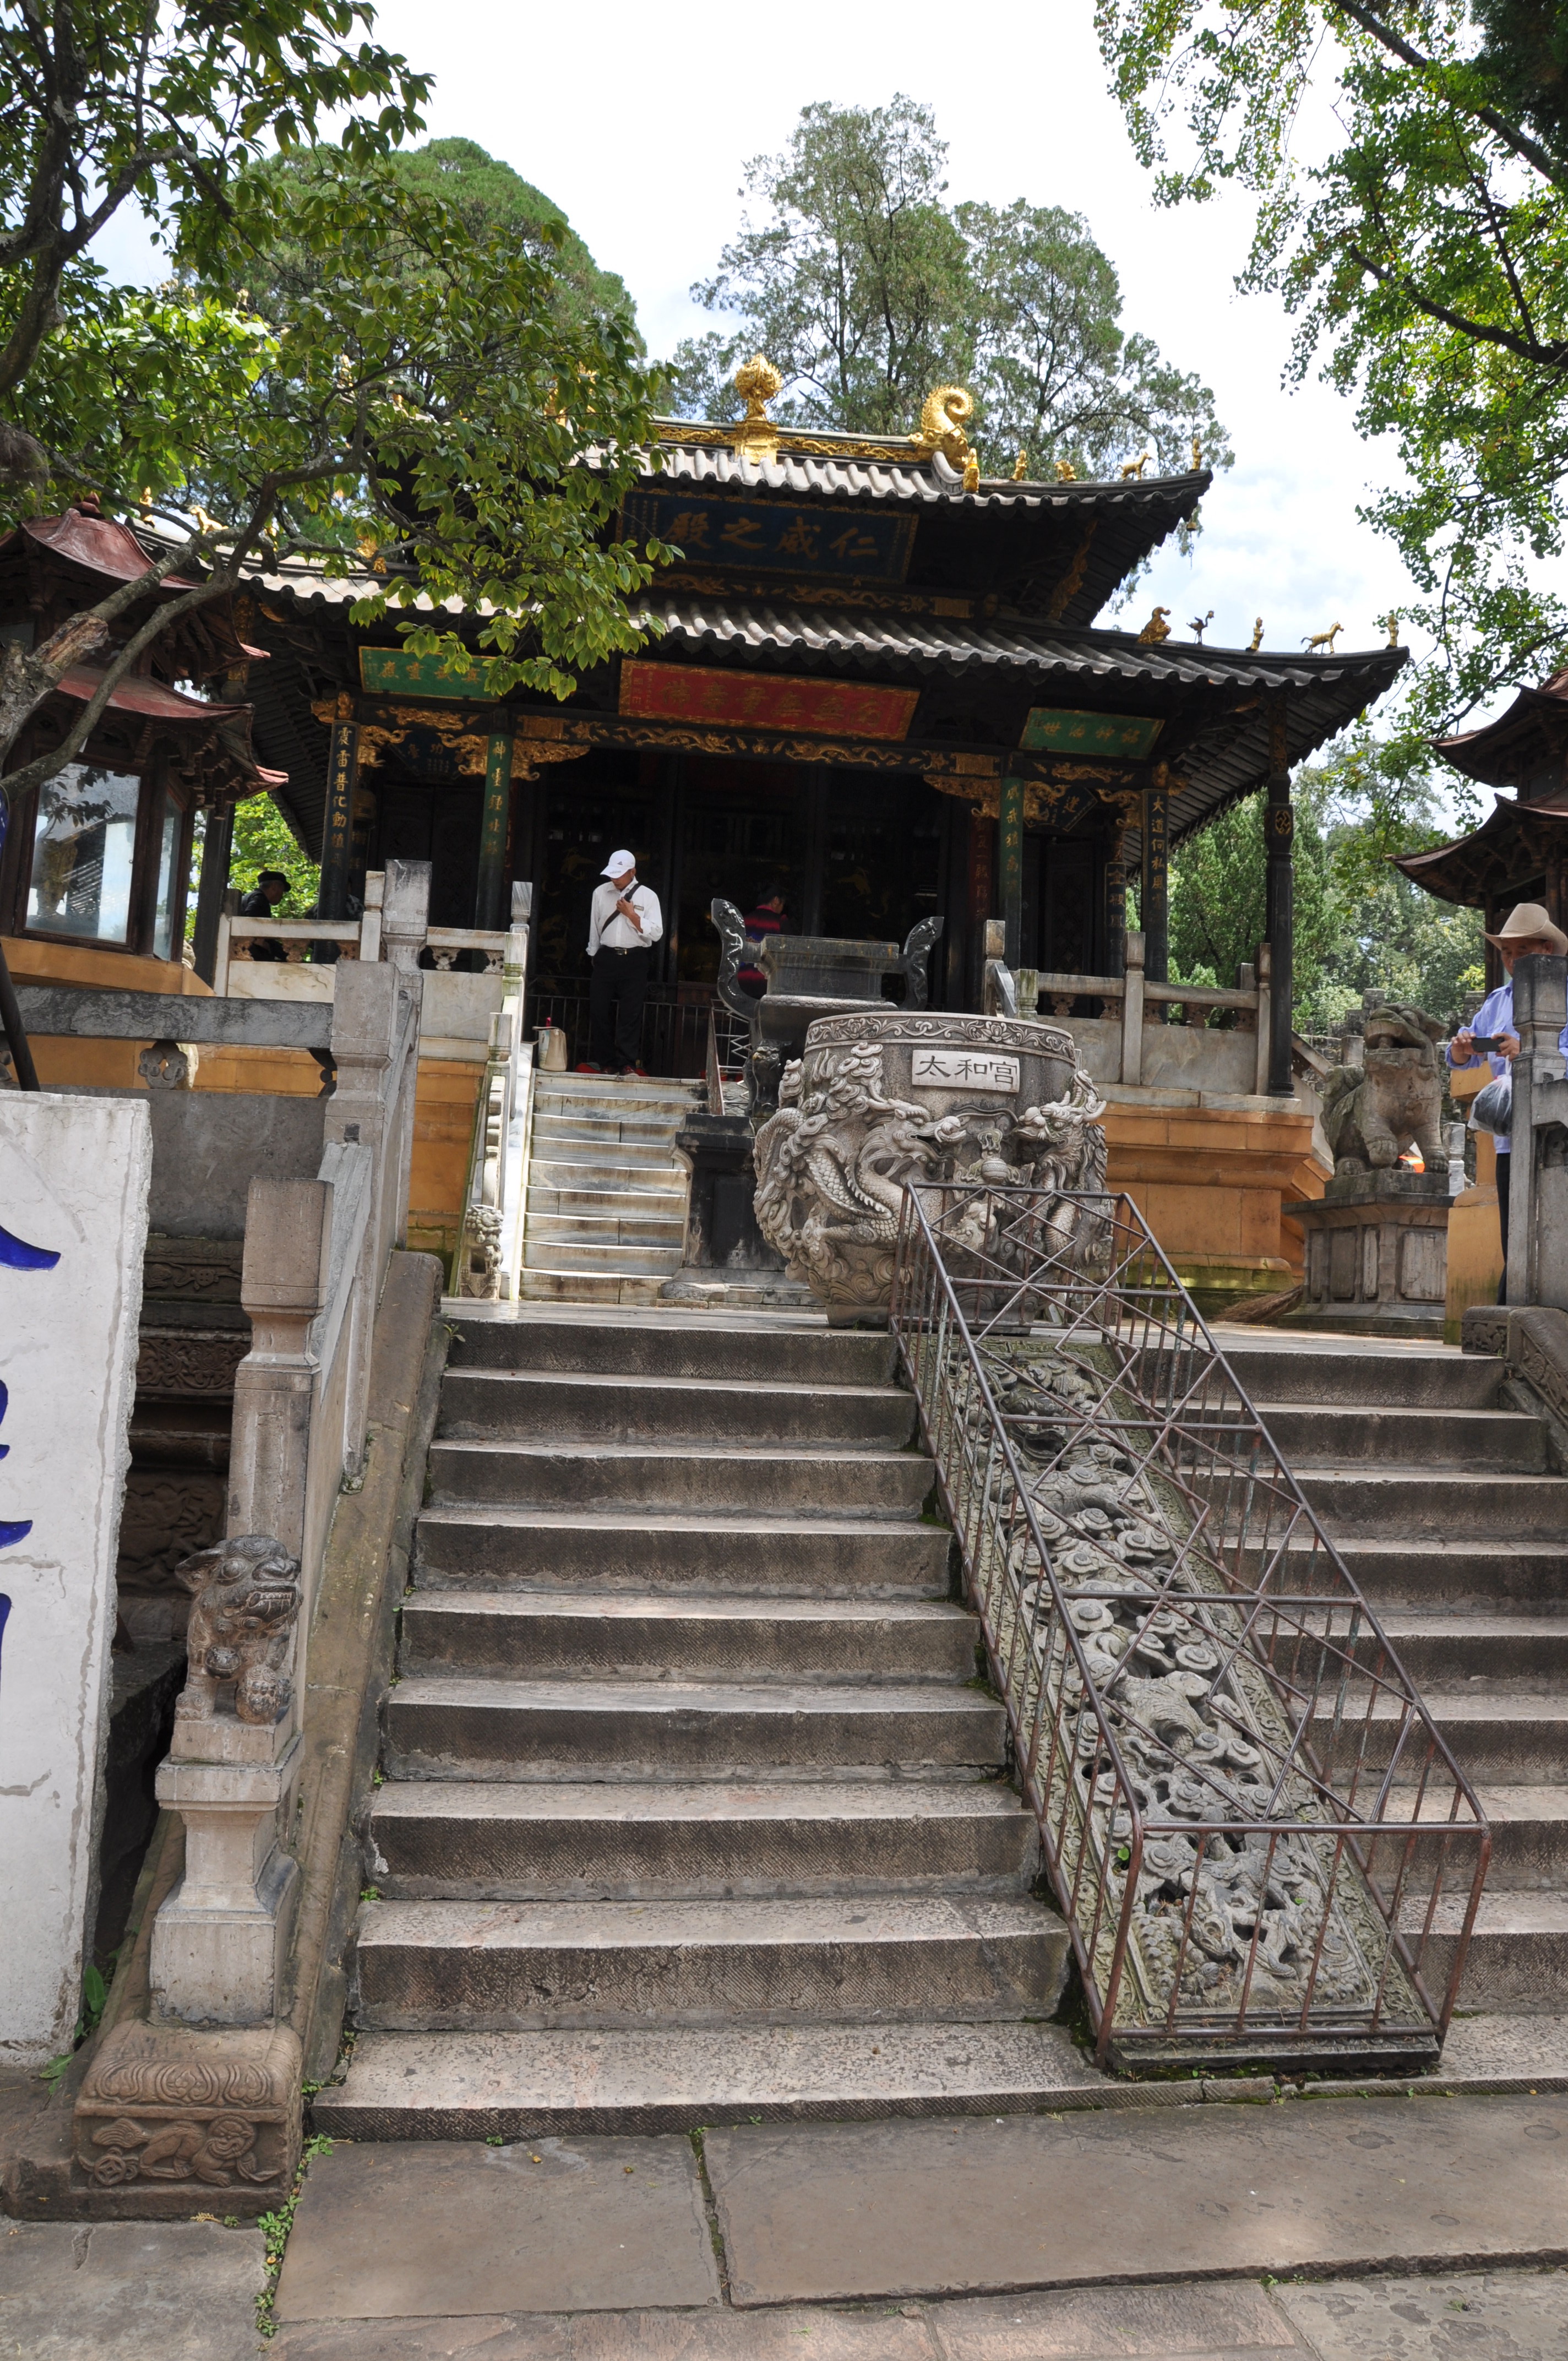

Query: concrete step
[368,1776,1038,1899]
[527,1157,690,1199]
[1219,1343,1504,1409]
[1460,1785,1568,1888]
[1322,1689,1568,1785]
[536,1082,699,1114]
[1371,1613,1568,1689]
[523,1210,687,1249]
[1410,1889,1568,2014]
[312,2018,1102,2138]
[411,1507,952,1596]
[383,1676,1009,1780]
[437,1369,918,1449]
[527,1130,683,1169]
[1255,1404,1548,1472]
[521,1239,685,1277]
[1292,1468,1568,1539]
[514,1270,670,1307]
[351,1894,1069,2032]
[532,1113,685,1149]
[399,1592,978,1682]
[526,1184,688,1220]
[447,1316,894,1386]
[1280,1538,1568,1614]
[421,1443,935,1519]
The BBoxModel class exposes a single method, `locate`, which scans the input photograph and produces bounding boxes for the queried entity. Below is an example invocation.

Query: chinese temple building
[1397,667,1568,987]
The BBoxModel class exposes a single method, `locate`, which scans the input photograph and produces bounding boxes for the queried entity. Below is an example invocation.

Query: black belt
[597,943,647,956]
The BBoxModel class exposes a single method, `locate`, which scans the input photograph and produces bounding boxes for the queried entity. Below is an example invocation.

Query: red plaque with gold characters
[619,661,919,740]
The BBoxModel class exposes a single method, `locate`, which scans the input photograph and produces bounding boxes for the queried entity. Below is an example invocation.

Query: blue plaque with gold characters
[621,491,915,583]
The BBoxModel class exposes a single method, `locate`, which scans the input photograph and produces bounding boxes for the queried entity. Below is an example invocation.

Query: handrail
[453,919,531,1297]
[889,1180,1489,2074]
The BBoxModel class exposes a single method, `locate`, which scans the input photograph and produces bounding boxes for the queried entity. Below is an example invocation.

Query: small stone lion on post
[173,1535,302,1726]
[1319,1002,1447,1174]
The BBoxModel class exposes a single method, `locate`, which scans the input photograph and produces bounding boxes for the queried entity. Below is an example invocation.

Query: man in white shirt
[1447,900,1568,1299]
[585,850,663,1075]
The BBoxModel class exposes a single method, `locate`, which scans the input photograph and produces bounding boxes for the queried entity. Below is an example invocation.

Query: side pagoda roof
[1432,668,1568,798]
[1393,790,1568,908]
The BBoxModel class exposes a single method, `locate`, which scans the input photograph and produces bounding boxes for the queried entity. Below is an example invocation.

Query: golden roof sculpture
[731,353,784,465]
[911,385,975,467]
[1136,606,1172,644]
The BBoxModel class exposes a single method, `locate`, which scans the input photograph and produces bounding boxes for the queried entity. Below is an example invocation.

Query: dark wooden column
[1142,768,1169,985]
[1104,821,1132,980]
[1000,773,1025,967]
[968,807,996,1009]
[801,763,827,934]
[191,800,234,984]
[318,692,360,921]
[474,721,515,929]
[1265,697,1294,1096]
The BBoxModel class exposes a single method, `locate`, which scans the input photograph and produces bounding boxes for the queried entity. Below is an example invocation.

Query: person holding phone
[1447,901,1568,1295]
[584,851,663,1076]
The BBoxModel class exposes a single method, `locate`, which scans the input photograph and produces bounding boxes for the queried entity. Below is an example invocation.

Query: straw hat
[1484,901,1568,954]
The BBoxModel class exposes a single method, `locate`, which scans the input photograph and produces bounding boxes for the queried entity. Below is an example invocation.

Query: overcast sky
[358,0,1415,676]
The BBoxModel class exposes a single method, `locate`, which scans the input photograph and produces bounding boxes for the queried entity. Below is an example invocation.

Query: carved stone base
[72,2019,301,2218]
[1288,1171,1452,1335]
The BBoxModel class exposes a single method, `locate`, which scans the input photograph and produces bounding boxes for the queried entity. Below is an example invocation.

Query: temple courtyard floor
[4,2095,1568,2357]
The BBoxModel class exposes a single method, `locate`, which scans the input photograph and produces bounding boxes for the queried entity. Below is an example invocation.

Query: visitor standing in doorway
[737,883,791,997]
[585,851,663,1076]
[237,869,290,960]
[1447,901,1568,1299]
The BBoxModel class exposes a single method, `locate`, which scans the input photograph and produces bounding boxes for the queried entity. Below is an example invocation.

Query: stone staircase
[1223,1330,1568,2044]
[518,1074,700,1305]
[317,1311,1087,2139]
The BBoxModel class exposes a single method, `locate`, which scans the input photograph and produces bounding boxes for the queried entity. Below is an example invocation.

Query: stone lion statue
[1319,1001,1446,1175]
[173,1534,302,1726]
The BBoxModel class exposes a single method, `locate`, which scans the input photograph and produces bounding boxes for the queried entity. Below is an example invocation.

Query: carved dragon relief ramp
[891,1184,1491,2074]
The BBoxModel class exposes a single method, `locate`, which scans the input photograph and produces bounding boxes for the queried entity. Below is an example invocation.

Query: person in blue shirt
[1447,901,1568,1298]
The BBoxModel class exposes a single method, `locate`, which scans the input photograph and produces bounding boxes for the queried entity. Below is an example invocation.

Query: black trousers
[589,945,651,1069]
[1497,1149,1511,1303]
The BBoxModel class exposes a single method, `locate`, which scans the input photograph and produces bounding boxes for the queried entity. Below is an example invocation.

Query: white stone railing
[150,888,428,2028]
[1014,931,1280,1098]
[451,915,533,1300]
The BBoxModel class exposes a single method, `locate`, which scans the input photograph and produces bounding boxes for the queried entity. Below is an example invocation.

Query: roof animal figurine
[962,451,981,492]
[1191,435,1202,470]
[1303,622,1344,654]
[1120,451,1151,480]
[1189,609,1214,644]
[1249,617,1265,651]
[911,386,975,467]
[1136,606,1173,644]
[1054,459,1077,481]
[1381,612,1400,647]
[1318,1002,1447,1177]
[1014,450,1028,482]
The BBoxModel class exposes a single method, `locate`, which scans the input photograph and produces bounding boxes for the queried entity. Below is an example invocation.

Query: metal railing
[890,1182,1489,2075]
[528,977,727,1079]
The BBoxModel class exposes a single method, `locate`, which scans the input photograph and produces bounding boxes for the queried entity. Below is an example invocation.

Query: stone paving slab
[703,2096,1568,2305]
[1273,2269,1568,2358]
[0,2217,265,2358]
[272,2135,720,2321]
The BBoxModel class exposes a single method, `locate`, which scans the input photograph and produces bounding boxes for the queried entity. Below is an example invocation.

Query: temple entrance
[373,776,483,929]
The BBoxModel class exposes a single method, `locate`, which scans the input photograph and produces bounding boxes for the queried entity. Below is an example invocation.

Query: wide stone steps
[420,1443,935,1519]
[411,1506,951,1595]
[1291,1467,1568,1537]
[1288,1537,1568,1613]
[1254,1403,1548,1471]
[448,1318,895,1383]
[518,1075,701,1303]
[1222,1342,1507,1408]
[383,1675,1009,1781]
[399,1591,977,1681]
[436,1368,918,1448]
[313,2018,1098,2140]
[524,1209,688,1250]
[367,1776,1039,1899]
[1406,1891,1568,2012]
[351,1895,1066,2032]
[1369,1613,1568,1688]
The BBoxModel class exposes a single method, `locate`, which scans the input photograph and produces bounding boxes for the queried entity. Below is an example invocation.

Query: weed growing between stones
[255,2134,335,2338]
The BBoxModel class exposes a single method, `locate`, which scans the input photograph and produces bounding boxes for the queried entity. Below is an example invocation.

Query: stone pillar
[0,1096,150,2069]
[1142,770,1169,986]
[474,724,515,931]
[380,855,431,976]
[1000,773,1025,969]
[190,801,234,986]
[1265,697,1295,1096]
[318,693,360,922]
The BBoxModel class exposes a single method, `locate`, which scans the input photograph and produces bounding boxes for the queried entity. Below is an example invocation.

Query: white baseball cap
[601,850,636,878]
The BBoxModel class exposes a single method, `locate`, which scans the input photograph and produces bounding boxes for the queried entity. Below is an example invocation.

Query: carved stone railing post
[1509,950,1568,1309]
[380,855,431,976]
[1119,929,1146,1087]
[225,1180,333,1560]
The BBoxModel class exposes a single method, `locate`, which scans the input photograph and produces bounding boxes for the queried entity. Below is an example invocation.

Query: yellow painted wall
[1101,1098,1325,1310]
[1445,1067,1502,1339]
[407,1057,484,1266]
[2,935,214,996]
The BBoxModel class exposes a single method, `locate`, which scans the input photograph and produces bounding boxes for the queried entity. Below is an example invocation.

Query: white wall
[0,1095,150,2068]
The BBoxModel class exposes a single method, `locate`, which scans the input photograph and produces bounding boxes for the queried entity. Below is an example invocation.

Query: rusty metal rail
[890,1182,1489,2074]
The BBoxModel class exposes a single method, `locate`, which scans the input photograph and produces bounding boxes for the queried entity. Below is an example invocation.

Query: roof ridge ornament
[911,385,975,468]
[731,353,784,466]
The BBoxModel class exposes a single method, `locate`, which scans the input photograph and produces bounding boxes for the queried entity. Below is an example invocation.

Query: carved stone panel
[73,2019,301,2216]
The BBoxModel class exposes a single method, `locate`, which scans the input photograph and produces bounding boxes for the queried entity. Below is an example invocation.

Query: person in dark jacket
[737,884,790,997]
[237,870,290,960]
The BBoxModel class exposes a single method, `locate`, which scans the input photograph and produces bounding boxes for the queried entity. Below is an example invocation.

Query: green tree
[0,12,666,846]
[667,97,1229,482]
[1168,782,1346,1025]
[1096,0,1568,732]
